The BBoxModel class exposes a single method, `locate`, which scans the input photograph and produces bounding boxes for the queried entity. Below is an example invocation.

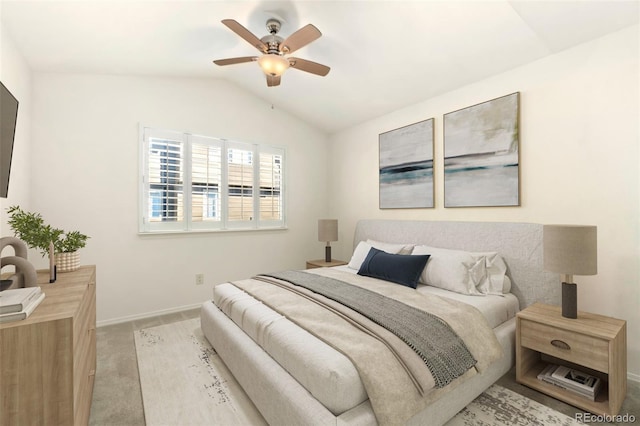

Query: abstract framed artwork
[443,92,520,207]
[379,118,434,209]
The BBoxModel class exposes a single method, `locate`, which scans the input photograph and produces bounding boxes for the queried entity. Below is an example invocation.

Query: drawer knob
[550,339,571,350]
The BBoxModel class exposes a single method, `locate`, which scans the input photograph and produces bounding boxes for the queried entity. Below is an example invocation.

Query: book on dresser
[0,289,45,323]
[0,286,42,313]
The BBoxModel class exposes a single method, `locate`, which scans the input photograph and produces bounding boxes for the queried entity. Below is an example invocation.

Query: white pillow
[412,245,485,295]
[366,239,414,255]
[473,252,510,294]
[347,240,414,270]
[502,276,512,294]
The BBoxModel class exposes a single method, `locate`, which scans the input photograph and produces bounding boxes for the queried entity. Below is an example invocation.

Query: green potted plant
[6,205,89,272]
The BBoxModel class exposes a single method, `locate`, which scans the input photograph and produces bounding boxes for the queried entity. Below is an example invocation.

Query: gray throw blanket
[261,270,476,388]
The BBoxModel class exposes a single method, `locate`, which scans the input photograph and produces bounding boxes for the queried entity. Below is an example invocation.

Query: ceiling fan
[213,18,330,87]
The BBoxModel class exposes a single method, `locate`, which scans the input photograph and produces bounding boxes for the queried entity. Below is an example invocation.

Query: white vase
[55,251,80,272]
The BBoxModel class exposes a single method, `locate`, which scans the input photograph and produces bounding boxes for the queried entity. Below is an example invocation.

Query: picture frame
[379,118,434,209]
[443,92,520,207]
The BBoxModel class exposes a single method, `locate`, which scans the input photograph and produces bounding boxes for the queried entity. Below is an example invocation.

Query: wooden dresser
[0,265,96,426]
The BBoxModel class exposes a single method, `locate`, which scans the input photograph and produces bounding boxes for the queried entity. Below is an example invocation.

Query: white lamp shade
[257,54,290,77]
[543,225,597,276]
[318,219,338,242]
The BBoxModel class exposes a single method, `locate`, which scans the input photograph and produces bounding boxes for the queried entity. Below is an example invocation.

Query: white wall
[0,24,32,236]
[328,26,640,378]
[29,73,329,323]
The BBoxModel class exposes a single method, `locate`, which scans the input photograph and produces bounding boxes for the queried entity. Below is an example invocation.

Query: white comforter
[215,268,505,425]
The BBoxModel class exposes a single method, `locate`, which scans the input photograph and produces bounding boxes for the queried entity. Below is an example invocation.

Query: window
[140,127,285,233]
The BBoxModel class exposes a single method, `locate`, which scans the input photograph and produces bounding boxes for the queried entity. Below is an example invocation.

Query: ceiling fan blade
[266,75,281,87]
[288,57,330,76]
[221,19,267,53]
[213,56,257,66]
[279,24,321,54]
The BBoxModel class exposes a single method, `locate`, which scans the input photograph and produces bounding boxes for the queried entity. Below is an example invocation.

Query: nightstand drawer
[520,319,609,372]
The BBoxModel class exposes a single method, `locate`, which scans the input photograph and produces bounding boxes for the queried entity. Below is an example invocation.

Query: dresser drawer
[74,274,95,339]
[73,283,95,375]
[74,326,96,424]
[519,319,609,373]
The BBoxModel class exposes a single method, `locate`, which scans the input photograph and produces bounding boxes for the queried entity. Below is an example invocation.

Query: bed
[200,220,561,425]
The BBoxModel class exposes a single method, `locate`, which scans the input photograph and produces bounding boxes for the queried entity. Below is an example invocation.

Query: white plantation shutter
[226,142,255,227]
[191,136,223,230]
[142,128,186,232]
[140,127,285,232]
[259,147,284,226]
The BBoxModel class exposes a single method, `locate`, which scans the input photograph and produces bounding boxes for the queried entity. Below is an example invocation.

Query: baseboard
[628,371,640,383]
[97,302,204,327]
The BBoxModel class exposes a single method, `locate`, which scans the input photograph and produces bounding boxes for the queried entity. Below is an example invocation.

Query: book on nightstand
[0,290,45,323]
[537,364,602,401]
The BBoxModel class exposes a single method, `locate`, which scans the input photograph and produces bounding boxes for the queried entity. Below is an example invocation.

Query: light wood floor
[89,307,639,426]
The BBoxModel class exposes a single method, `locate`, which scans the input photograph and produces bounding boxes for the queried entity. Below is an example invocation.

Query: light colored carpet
[135,319,581,426]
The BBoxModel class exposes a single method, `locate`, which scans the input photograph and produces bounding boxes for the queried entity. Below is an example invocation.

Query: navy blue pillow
[357,247,430,289]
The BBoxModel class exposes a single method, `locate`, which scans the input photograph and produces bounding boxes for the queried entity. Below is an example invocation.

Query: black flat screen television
[0,81,19,198]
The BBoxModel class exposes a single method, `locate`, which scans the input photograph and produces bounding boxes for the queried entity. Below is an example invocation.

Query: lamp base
[562,282,577,319]
[325,246,332,263]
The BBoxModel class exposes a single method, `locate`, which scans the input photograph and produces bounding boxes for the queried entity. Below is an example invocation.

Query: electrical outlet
[195,274,204,285]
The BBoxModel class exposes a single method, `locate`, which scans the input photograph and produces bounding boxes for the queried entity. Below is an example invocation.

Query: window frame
[139,126,286,234]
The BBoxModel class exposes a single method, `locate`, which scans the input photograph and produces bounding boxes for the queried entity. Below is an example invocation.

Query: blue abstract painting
[379,118,434,209]
[444,93,520,207]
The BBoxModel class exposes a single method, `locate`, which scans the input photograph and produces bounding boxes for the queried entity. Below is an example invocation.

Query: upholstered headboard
[353,220,560,309]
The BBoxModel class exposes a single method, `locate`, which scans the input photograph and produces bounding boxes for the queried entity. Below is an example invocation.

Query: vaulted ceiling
[1,1,638,133]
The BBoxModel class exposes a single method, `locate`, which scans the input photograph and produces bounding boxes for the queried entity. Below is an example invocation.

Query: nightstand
[306,259,348,269]
[516,303,626,416]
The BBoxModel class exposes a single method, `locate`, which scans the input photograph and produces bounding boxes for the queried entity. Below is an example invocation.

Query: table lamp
[543,225,597,319]
[318,219,338,262]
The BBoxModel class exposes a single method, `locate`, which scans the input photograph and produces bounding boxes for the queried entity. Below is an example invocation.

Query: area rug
[135,318,581,426]
[445,384,582,425]
[134,318,267,426]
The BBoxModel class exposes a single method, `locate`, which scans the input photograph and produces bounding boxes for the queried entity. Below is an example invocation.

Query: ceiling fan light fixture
[215,19,329,87]
[257,54,290,77]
